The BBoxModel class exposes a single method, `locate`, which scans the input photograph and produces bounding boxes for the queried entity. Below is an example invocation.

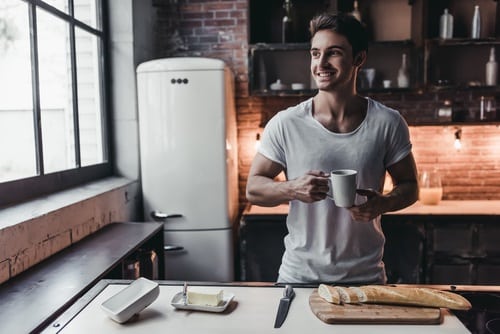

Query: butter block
[187,289,223,306]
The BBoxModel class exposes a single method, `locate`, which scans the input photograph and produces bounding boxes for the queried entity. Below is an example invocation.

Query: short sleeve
[384,113,412,167]
[258,112,287,168]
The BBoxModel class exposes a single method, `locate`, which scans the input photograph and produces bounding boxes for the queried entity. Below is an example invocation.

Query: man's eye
[311,51,320,57]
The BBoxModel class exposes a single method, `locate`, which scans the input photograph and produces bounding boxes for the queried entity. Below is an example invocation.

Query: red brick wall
[153,0,500,211]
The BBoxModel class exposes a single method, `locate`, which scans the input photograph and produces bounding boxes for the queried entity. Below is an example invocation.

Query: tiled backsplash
[153,0,500,210]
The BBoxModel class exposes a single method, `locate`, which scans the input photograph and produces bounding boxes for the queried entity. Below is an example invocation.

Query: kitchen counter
[38,280,500,334]
[244,200,500,216]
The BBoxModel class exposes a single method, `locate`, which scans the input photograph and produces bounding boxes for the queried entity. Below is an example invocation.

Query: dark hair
[309,12,369,57]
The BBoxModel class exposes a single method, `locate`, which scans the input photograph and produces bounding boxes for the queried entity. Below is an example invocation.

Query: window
[0,0,111,207]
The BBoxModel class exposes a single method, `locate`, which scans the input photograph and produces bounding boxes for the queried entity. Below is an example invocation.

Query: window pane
[0,0,37,182]
[37,8,76,173]
[74,0,100,30]
[42,0,69,14]
[75,27,105,166]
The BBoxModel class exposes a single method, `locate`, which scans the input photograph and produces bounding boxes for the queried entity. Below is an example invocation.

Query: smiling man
[246,12,419,284]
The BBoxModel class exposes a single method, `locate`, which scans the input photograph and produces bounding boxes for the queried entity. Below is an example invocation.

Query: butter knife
[274,285,295,328]
[182,282,188,305]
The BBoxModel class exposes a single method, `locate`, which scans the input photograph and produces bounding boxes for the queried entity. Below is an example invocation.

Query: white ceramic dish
[171,291,234,312]
[101,277,160,323]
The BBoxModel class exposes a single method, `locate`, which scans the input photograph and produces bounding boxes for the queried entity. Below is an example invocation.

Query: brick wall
[153,0,500,211]
[0,180,140,284]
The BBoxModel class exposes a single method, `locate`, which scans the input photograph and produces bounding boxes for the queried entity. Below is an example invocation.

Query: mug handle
[326,178,334,200]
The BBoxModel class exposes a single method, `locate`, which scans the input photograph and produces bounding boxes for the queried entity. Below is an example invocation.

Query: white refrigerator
[136,57,239,282]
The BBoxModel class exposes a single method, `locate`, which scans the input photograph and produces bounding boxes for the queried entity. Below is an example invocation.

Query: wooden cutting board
[309,289,443,325]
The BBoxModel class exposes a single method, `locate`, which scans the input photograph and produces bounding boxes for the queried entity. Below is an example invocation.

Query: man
[246,12,418,284]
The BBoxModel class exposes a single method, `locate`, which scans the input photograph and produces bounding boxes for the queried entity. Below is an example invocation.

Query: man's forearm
[246,175,295,207]
[382,181,419,213]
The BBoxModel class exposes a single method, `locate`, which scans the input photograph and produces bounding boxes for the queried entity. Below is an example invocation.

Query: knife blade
[274,285,295,328]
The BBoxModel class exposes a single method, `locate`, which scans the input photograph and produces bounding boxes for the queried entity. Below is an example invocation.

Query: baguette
[335,286,360,304]
[318,284,341,304]
[358,285,471,310]
[317,284,471,310]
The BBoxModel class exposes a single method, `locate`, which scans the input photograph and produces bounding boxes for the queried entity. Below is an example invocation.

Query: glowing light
[255,133,261,151]
[454,128,462,151]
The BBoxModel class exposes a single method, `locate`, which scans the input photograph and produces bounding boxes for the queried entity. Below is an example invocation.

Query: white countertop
[53,284,470,334]
[244,200,500,216]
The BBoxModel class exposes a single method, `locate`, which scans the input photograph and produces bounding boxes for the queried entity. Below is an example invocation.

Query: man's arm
[246,153,330,207]
[349,153,419,221]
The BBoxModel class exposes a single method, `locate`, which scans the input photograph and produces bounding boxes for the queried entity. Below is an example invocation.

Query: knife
[274,285,295,328]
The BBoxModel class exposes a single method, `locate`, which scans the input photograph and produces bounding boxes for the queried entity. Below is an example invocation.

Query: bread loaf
[358,285,471,310]
[318,284,340,304]
[317,284,471,310]
[335,286,360,304]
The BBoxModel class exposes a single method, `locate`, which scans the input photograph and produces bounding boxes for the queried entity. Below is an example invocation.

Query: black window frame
[0,0,112,208]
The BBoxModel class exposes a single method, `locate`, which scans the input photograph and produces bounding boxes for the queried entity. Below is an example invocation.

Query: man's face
[310,30,361,91]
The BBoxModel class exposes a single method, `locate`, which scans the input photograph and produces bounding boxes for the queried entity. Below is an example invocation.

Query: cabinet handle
[151,211,183,221]
[164,245,185,252]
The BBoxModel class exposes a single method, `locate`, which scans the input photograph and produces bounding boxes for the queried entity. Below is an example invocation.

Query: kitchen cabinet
[425,216,500,285]
[240,203,500,285]
[238,205,286,282]
[238,205,425,284]
[248,0,500,124]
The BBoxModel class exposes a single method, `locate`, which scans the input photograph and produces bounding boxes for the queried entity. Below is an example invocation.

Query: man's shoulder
[273,98,312,122]
[367,98,404,123]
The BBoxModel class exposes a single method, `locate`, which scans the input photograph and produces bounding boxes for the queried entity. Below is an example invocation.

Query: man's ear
[353,50,367,67]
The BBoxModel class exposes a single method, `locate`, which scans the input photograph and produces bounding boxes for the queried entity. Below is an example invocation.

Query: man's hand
[290,170,330,203]
[348,188,384,222]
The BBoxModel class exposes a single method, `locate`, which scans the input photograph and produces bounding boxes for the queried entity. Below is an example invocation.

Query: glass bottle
[397,53,410,88]
[471,5,481,39]
[282,0,294,43]
[258,56,267,91]
[439,8,453,39]
[486,47,498,86]
[351,0,362,22]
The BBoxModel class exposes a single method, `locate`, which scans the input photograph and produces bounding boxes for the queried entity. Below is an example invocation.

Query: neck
[312,87,367,133]
[314,85,359,116]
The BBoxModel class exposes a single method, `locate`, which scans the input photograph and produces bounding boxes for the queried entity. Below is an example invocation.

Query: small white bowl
[101,277,160,323]
[291,83,305,90]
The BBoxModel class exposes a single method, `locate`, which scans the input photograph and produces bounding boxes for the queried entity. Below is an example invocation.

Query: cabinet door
[478,224,500,254]
[477,262,500,284]
[382,218,425,284]
[428,222,474,255]
[239,215,287,282]
[427,259,473,285]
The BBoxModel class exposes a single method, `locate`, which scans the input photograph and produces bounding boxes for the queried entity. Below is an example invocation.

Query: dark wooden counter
[0,222,163,334]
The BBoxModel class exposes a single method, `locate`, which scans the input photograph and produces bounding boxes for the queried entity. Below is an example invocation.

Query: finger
[307,170,330,177]
[356,188,378,198]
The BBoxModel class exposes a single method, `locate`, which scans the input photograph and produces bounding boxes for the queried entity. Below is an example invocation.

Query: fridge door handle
[151,210,183,221]
[164,245,185,252]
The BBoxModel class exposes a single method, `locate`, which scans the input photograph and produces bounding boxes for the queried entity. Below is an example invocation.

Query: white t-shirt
[258,97,412,284]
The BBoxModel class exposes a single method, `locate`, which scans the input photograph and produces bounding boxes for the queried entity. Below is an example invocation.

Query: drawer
[478,225,500,253]
[430,224,473,254]
[477,263,500,284]
[428,262,473,285]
